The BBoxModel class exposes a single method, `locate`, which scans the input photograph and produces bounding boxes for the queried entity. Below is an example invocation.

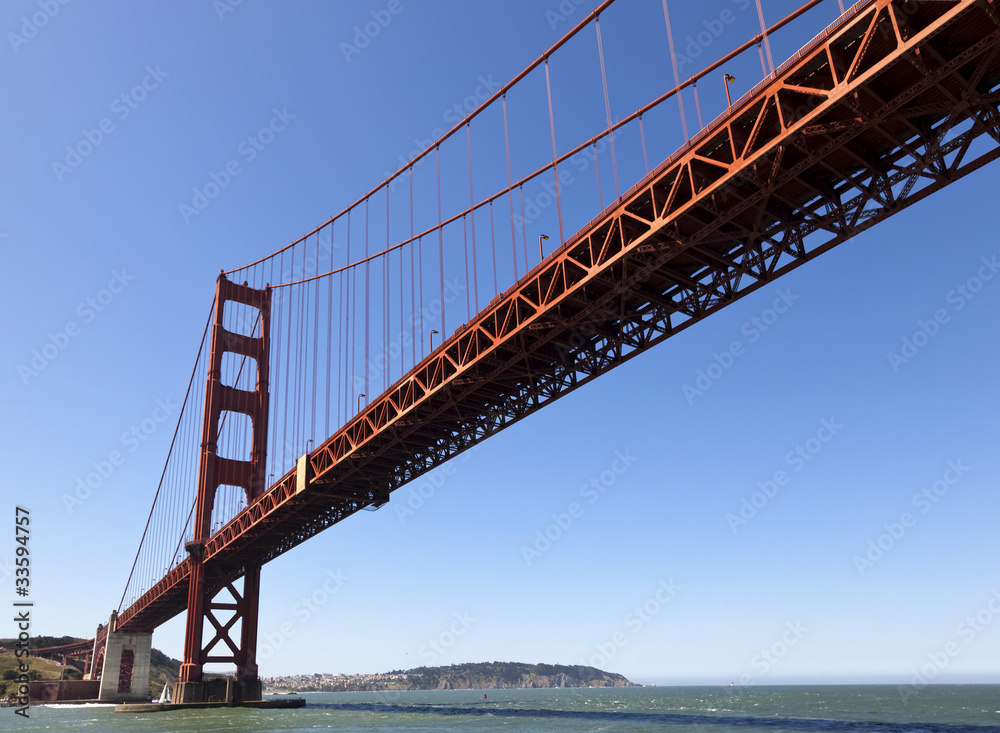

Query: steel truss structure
[115,0,999,641]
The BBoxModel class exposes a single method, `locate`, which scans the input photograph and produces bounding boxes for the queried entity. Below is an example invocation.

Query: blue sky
[2,0,998,688]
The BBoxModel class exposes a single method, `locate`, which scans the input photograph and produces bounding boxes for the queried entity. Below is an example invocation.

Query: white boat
[156,682,172,704]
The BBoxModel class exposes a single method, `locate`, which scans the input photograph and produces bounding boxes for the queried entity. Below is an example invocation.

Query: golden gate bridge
[32,0,1000,704]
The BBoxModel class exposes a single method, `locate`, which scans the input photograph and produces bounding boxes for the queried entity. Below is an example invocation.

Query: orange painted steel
[31,637,98,677]
[115,0,1000,636]
[176,275,271,703]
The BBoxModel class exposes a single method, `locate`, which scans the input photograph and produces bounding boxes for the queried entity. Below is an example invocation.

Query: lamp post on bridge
[724,74,736,108]
[538,234,549,262]
[357,393,366,413]
[429,329,439,351]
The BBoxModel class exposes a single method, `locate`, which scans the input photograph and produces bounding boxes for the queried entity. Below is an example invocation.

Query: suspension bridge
[32,0,1000,705]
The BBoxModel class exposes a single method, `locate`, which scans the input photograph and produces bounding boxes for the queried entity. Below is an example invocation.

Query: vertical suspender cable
[338,269,345,426]
[639,115,650,174]
[463,216,471,322]
[489,200,497,298]
[519,186,528,270]
[325,224,333,438]
[312,235,320,444]
[336,270,343,427]
[410,168,416,367]
[502,94,519,280]
[293,280,303,455]
[268,257,277,472]
[436,145,445,339]
[661,0,689,142]
[418,236,425,358]
[281,251,292,469]
[755,0,775,74]
[287,281,296,457]
[385,189,391,391]
[346,211,354,418]
[544,59,565,245]
[595,17,619,199]
[398,238,403,379]
[593,142,604,211]
[364,197,370,406]
[467,123,479,315]
[692,82,704,130]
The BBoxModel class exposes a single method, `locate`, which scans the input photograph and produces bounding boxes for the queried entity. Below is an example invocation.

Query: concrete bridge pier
[97,612,152,702]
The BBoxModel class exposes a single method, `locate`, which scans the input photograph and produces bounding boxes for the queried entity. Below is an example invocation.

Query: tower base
[175,676,261,704]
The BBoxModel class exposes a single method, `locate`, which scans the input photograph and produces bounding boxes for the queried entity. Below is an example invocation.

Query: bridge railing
[117,0,852,617]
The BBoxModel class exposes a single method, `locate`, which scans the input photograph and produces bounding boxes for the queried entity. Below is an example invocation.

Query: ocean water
[16,685,1000,733]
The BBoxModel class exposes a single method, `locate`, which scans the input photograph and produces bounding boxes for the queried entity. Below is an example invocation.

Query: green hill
[265,661,637,692]
[0,637,180,700]
[399,662,636,690]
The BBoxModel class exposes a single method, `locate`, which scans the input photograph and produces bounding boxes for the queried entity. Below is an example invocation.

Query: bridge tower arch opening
[176,275,271,705]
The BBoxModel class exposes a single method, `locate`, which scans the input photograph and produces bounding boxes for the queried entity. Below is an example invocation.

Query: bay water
[16,684,1000,732]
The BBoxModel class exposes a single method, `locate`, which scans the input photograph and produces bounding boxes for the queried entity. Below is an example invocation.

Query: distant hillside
[0,635,87,699]
[0,650,65,699]
[148,648,181,699]
[266,661,637,692]
[401,662,636,690]
[0,636,181,700]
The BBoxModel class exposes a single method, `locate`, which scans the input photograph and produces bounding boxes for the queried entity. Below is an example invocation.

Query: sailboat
[156,681,172,704]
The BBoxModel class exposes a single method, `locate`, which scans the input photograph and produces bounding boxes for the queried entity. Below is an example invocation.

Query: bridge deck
[117,0,1000,633]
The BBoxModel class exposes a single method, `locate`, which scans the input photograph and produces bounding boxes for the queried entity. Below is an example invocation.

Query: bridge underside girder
[115,0,1000,634]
